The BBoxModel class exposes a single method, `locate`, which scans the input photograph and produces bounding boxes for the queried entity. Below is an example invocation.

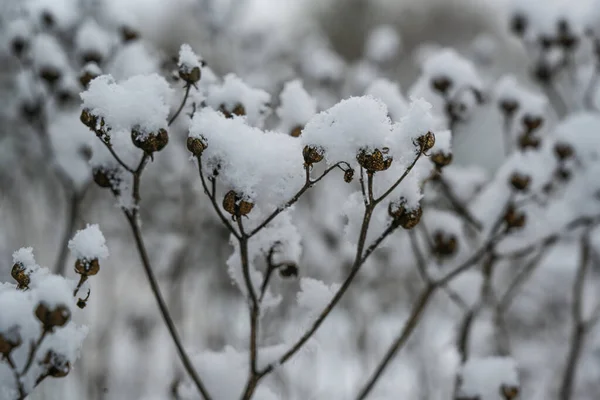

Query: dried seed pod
[35,303,71,330]
[500,385,519,400]
[11,263,30,289]
[431,76,453,95]
[187,136,207,156]
[223,191,254,218]
[179,66,201,84]
[75,258,100,276]
[0,327,22,356]
[554,142,574,160]
[11,37,28,57]
[555,166,571,181]
[219,103,246,118]
[290,125,303,137]
[303,145,324,165]
[39,67,61,86]
[80,109,97,129]
[510,172,531,191]
[81,51,103,66]
[533,63,553,83]
[278,263,298,278]
[504,205,526,229]
[431,152,453,169]
[93,167,119,189]
[79,69,100,88]
[41,10,55,28]
[42,351,71,378]
[433,231,458,257]
[131,128,169,154]
[343,168,355,183]
[522,114,543,132]
[518,133,541,150]
[500,99,519,116]
[356,148,393,173]
[120,26,139,42]
[388,201,423,229]
[416,131,436,152]
[510,13,528,37]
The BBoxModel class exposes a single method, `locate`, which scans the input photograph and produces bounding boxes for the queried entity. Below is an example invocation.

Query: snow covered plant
[0,225,107,400]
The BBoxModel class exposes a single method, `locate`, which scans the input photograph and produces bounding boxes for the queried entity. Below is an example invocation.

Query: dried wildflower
[219,103,246,118]
[39,67,61,86]
[500,99,519,116]
[131,128,169,154]
[510,13,527,37]
[344,168,355,183]
[557,20,578,50]
[80,69,100,88]
[290,125,303,137]
[120,26,139,42]
[11,37,28,57]
[42,351,71,378]
[357,147,393,173]
[416,131,436,152]
[433,231,458,257]
[510,172,531,191]
[179,66,201,84]
[81,51,103,66]
[187,136,207,156]
[11,263,30,289]
[80,109,97,129]
[93,167,119,189]
[431,152,453,169]
[554,142,574,161]
[522,115,543,132]
[504,205,526,229]
[41,10,55,28]
[35,303,71,330]
[223,191,254,219]
[278,263,299,278]
[303,145,324,166]
[533,63,553,83]
[501,385,519,400]
[0,327,21,356]
[388,201,423,229]
[555,166,571,181]
[518,133,541,150]
[75,258,100,276]
[431,76,453,95]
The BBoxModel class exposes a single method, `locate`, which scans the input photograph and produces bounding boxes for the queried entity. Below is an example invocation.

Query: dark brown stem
[101,141,135,173]
[559,233,591,400]
[355,284,437,400]
[5,354,25,399]
[374,148,423,204]
[54,189,85,275]
[436,174,482,231]
[169,84,192,126]
[21,329,48,377]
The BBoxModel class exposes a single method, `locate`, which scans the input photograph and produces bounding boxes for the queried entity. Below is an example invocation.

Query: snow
[457,356,519,398]
[178,43,202,72]
[276,79,317,133]
[80,73,173,136]
[364,25,402,63]
[68,224,109,261]
[75,18,115,61]
[12,247,37,269]
[30,33,69,72]
[365,79,409,122]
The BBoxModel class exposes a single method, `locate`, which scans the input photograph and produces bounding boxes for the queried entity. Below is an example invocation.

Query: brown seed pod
[0,327,22,356]
[504,205,526,229]
[510,13,528,37]
[522,114,543,132]
[356,148,393,173]
[416,131,436,152]
[278,263,299,278]
[11,37,28,57]
[42,351,71,378]
[223,191,254,218]
[11,263,30,290]
[131,128,169,153]
[81,51,103,66]
[290,125,303,137]
[431,152,453,169]
[431,76,453,95]
[555,166,571,181]
[344,168,355,183]
[80,109,97,129]
[39,67,61,86]
[303,145,324,165]
[92,167,119,189]
[120,26,139,42]
[510,172,531,191]
[500,385,519,400]
[518,133,541,150]
[500,99,519,116]
[554,142,574,161]
[219,103,246,118]
[74,258,100,276]
[433,231,458,257]
[388,202,422,229]
[79,70,100,88]
[187,136,207,156]
[179,66,201,84]
[36,303,71,330]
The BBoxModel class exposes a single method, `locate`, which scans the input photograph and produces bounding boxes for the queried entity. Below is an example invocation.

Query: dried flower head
[278,263,299,278]
[35,303,71,330]
[416,131,436,152]
[518,133,541,150]
[187,136,207,156]
[42,351,71,378]
[500,99,519,116]
[219,103,246,118]
[510,13,528,37]
[344,168,355,183]
[290,125,303,138]
[0,327,22,356]
[504,205,526,229]
[431,76,453,95]
[501,385,519,400]
[431,152,453,169]
[357,147,393,173]
[179,66,201,84]
[75,258,100,276]
[92,167,119,189]
[131,128,169,154]
[510,172,531,191]
[303,145,324,166]
[80,109,97,129]
[554,142,574,161]
[223,191,254,219]
[388,201,423,229]
[433,231,458,257]
[522,114,543,132]
[11,263,30,289]
[120,26,139,42]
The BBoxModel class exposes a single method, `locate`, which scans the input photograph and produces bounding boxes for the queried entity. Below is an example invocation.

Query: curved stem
[169,85,192,126]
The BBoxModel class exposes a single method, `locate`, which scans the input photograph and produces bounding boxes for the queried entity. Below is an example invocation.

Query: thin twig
[101,141,135,173]
[169,84,192,126]
[436,174,483,231]
[54,187,88,275]
[374,148,424,204]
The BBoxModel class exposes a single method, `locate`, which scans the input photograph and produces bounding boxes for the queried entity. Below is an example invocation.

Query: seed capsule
[522,115,543,132]
[501,385,519,400]
[433,231,458,257]
[278,263,298,278]
[35,303,71,330]
[431,152,453,169]
[510,172,531,191]
[356,148,393,173]
[179,66,201,84]
[303,145,324,166]
[0,327,22,356]
[187,136,207,156]
[343,168,355,183]
[554,143,574,161]
[504,205,526,229]
[500,99,519,116]
[131,128,169,154]
[388,201,423,229]
[223,191,254,218]
[431,76,453,95]
[290,125,303,137]
[11,263,30,290]
[75,258,100,276]
[416,131,436,152]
